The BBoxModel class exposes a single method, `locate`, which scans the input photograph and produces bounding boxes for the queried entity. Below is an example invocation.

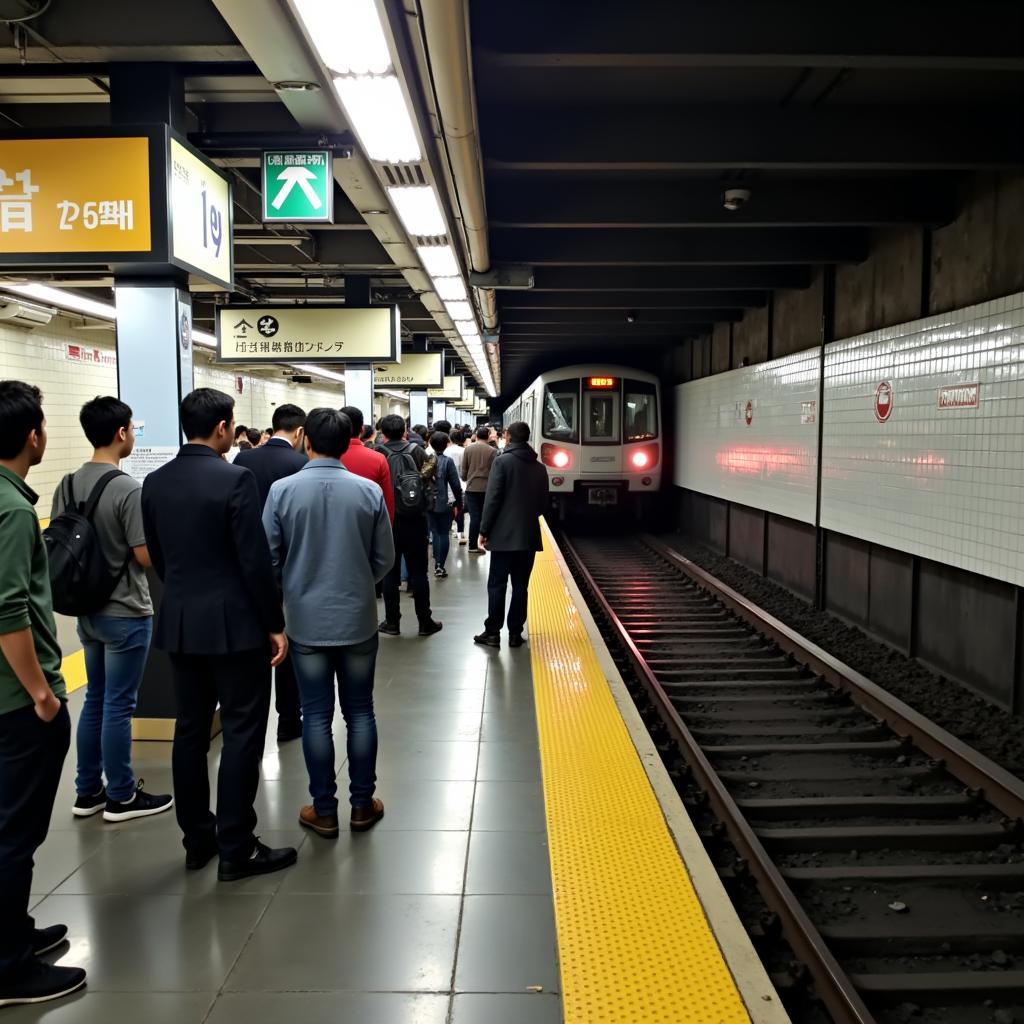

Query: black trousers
[485,550,537,636]
[465,491,485,548]
[274,652,301,728]
[169,648,271,862]
[0,701,70,985]
[382,516,433,629]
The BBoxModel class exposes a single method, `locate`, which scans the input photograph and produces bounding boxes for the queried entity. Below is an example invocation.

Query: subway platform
[12,523,786,1024]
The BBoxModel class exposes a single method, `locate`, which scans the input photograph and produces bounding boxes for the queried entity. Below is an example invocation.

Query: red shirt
[341,438,394,521]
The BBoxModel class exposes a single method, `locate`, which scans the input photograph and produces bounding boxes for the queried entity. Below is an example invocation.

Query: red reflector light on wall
[541,443,572,469]
[587,376,617,389]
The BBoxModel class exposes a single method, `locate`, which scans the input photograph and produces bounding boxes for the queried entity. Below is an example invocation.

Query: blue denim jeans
[428,508,452,569]
[290,633,379,815]
[76,614,153,801]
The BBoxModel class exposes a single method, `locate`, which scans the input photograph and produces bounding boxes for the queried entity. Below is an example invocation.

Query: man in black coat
[474,421,550,649]
[233,404,306,741]
[141,388,296,882]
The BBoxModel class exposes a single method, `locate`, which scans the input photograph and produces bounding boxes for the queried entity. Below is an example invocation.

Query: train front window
[542,379,579,443]
[583,391,619,443]
[624,379,658,442]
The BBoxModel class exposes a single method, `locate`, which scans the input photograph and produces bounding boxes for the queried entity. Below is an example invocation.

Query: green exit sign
[261,150,333,223]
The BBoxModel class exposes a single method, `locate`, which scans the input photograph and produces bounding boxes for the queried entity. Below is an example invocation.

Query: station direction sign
[262,151,333,223]
[216,304,399,364]
[454,387,477,410]
[0,129,234,290]
[427,375,464,401]
[373,352,442,388]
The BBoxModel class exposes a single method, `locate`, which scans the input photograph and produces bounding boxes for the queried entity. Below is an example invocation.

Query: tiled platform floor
[11,540,562,1023]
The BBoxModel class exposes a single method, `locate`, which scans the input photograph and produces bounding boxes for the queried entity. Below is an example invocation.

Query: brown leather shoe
[350,797,385,832]
[299,805,340,838]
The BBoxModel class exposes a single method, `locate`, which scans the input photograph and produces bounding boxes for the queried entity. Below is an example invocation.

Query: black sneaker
[185,840,219,872]
[474,632,501,649]
[218,839,297,882]
[102,781,174,823]
[33,924,68,956]
[418,619,443,637]
[378,621,400,636]
[436,568,448,579]
[433,567,443,578]
[509,633,525,648]
[71,788,106,818]
[0,961,86,1007]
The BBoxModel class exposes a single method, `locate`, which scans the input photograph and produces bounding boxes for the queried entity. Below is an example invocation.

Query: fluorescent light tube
[416,245,459,278]
[291,363,346,383]
[8,282,114,320]
[387,185,446,237]
[444,300,474,323]
[292,0,392,75]
[193,329,216,349]
[432,276,467,302]
[334,75,420,163]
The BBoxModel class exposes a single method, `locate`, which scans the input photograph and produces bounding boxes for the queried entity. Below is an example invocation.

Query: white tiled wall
[0,322,364,519]
[674,349,821,524]
[820,292,1024,587]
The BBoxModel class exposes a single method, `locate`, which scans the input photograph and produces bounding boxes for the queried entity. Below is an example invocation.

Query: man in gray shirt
[51,397,173,823]
[262,408,394,837]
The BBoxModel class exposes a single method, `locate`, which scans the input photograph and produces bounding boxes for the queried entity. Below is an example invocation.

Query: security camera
[625,310,638,324]
[723,188,752,211]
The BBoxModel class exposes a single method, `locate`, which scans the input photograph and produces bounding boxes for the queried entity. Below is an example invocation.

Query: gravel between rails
[657,532,1024,780]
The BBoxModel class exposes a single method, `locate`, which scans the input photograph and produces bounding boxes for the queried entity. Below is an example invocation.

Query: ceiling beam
[490,228,868,265]
[500,308,741,324]
[529,266,811,290]
[487,178,957,228]
[499,325,711,337]
[499,290,766,309]
[482,106,1024,171]
[470,1,1024,64]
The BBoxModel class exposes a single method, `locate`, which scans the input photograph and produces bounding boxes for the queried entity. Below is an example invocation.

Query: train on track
[503,365,662,516]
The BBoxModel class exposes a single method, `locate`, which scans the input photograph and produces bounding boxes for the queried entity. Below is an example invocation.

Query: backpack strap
[82,469,127,522]
[60,473,76,512]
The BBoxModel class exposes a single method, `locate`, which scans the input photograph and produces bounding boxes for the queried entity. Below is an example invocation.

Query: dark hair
[272,404,306,433]
[80,395,132,449]
[429,430,449,454]
[305,407,351,458]
[475,425,490,442]
[433,419,452,435]
[360,424,374,442]
[234,424,248,440]
[264,427,273,436]
[380,413,406,441]
[244,428,260,446]
[508,420,530,444]
[340,405,364,433]
[412,424,427,439]
[0,380,44,459]
[450,428,463,445]
[180,388,234,441]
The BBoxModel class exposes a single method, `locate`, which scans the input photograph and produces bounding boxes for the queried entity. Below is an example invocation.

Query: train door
[581,376,622,475]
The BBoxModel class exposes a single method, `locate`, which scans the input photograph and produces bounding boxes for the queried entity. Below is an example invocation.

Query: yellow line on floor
[61,649,87,694]
[529,531,750,1024]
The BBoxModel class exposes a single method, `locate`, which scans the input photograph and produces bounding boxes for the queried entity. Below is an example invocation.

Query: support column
[345,274,374,421]
[409,391,429,428]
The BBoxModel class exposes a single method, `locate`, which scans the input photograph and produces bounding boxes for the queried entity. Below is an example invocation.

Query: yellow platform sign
[0,137,152,254]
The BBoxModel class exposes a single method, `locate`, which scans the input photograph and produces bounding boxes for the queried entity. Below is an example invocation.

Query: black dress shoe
[418,619,443,637]
[0,961,86,1008]
[276,720,303,742]
[378,621,400,636]
[474,632,500,648]
[508,633,525,648]
[218,840,297,882]
[33,924,68,956]
[185,841,219,872]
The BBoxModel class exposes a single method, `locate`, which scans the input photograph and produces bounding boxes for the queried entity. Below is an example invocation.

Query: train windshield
[542,379,580,442]
[583,390,619,443]
[624,379,658,441]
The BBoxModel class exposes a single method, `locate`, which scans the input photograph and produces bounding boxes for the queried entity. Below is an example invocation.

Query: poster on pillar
[176,291,194,399]
[216,305,399,364]
[373,353,442,388]
[427,376,464,401]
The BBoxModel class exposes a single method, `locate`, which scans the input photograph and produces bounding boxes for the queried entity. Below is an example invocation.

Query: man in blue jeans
[263,408,394,837]
[52,397,172,823]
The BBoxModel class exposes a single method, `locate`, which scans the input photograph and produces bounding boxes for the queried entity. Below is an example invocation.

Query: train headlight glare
[631,450,650,468]
[553,450,570,468]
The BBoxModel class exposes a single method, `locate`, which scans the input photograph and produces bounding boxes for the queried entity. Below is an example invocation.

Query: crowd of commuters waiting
[0,378,548,1007]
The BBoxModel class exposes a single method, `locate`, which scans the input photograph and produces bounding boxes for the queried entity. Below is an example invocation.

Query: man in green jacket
[0,381,86,1008]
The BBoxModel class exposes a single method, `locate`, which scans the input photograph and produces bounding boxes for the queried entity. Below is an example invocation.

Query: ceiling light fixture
[291,362,346,383]
[444,300,474,323]
[272,80,321,93]
[386,185,446,237]
[292,0,393,75]
[432,276,467,302]
[416,245,459,278]
[333,76,421,163]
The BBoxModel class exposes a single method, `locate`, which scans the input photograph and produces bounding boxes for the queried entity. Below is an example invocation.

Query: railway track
[559,531,1024,1024]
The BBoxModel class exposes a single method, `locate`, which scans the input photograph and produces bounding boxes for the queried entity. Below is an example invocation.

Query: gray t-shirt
[51,462,152,618]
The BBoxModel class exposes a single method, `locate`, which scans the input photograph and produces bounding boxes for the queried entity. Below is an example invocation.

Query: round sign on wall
[874,380,893,423]
[744,400,753,426]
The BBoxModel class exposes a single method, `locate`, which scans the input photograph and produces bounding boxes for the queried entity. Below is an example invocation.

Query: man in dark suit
[141,388,296,882]
[234,404,307,742]
[474,421,550,650]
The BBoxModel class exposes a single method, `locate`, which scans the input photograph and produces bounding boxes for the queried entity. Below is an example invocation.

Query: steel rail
[558,532,877,1024]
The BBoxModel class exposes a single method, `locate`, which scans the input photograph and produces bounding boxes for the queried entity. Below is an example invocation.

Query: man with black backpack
[375,414,442,638]
[48,397,173,824]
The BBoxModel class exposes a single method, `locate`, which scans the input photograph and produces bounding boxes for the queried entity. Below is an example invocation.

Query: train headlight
[631,450,650,469]
[553,450,570,468]
[541,443,572,469]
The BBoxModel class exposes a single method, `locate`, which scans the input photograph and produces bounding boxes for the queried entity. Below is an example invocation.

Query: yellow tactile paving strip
[529,536,751,1024]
